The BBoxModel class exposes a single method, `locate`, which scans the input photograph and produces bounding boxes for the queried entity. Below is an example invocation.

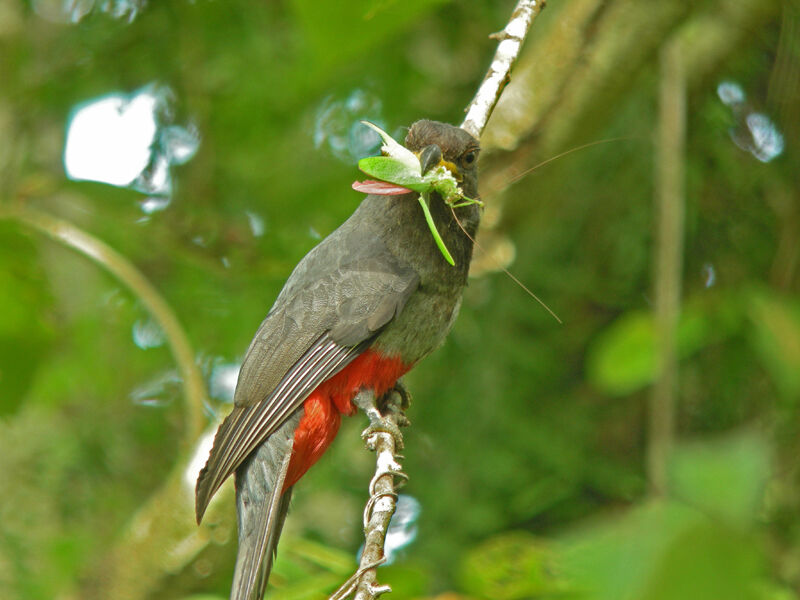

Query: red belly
[282,350,411,492]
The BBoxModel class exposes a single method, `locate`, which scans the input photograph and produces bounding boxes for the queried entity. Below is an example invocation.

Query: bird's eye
[462,151,477,166]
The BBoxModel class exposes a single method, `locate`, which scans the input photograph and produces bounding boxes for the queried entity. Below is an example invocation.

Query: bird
[195,119,481,600]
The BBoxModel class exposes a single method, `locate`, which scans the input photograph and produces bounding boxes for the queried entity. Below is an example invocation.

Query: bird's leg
[384,379,412,412]
[354,389,406,452]
[375,380,411,432]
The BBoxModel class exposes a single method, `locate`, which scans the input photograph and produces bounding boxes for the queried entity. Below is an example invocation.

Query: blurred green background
[1,0,798,598]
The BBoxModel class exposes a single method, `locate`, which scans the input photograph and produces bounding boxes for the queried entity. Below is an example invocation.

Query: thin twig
[329,390,408,600]
[648,39,686,496]
[461,0,546,139]
[0,203,207,444]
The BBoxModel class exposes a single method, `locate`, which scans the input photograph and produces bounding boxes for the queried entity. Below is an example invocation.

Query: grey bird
[195,120,480,600]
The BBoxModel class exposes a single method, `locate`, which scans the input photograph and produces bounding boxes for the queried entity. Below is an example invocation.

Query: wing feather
[195,334,369,522]
[195,238,420,523]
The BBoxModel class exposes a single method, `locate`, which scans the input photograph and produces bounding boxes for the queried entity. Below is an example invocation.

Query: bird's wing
[195,255,419,522]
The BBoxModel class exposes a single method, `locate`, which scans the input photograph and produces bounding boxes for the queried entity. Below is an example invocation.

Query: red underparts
[282,350,412,492]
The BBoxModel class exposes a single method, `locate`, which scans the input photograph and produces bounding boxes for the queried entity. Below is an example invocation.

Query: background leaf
[1,0,796,598]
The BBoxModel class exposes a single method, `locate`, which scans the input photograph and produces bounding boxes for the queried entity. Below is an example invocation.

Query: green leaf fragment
[358,156,430,192]
[418,194,455,266]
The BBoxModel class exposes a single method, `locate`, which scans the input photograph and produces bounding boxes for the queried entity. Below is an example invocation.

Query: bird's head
[405,120,480,201]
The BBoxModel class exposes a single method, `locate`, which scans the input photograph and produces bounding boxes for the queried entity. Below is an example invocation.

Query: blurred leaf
[459,531,567,599]
[285,537,354,574]
[559,501,763,600]
[270,572,344,600]
[668,430,770,525]
[586,299,742,396]
[379,564,430,598]
[290,0,447,69]
[269,537,355,600]
[641,520,762,600]
[0,223,54,415]
[586,311,658,396]
[753,582,800,600]
[748,290,800,400]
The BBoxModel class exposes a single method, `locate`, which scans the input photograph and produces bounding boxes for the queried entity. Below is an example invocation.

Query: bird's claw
[361,416,404,451]
[375,382,411,428]
[387,380,412,412]
[354,387,409,450]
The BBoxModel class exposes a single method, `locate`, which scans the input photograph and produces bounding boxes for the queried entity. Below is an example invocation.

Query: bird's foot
[354,389,407,451]
[382,379,412,413]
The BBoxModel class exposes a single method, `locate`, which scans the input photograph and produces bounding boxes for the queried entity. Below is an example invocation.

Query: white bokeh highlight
[64,91,158,186]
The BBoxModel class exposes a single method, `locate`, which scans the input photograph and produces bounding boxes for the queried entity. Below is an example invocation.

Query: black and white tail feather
[232,413,298,600]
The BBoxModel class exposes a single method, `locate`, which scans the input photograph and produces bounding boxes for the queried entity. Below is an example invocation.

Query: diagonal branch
[461,0,546,139]
[1,202,220,599]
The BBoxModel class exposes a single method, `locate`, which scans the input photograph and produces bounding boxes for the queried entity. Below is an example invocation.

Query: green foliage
[459,531,567,599]
[748,290,800,401]
[452,432,772,600]
[668,430,770,525]
[559,432,769,600]
[0,223,54,414]
[0,0,797,599]
[586,295,743,396]
[269,538,355,599]
[290,0,448,71]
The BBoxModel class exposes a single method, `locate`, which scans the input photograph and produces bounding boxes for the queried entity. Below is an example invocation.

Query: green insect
[352,121,482,266]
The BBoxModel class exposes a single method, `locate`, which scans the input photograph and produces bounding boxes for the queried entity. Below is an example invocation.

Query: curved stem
[0,203,207,444]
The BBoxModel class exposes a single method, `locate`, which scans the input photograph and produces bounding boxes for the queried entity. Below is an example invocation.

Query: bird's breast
[283,350,412,491]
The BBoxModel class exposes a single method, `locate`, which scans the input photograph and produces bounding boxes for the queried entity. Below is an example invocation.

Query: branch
[330,390,408,600]
[329,6,546,597]
[461,0,546,139]
[648,39,686,496]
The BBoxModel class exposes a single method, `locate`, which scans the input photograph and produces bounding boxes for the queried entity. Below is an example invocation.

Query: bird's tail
[231,412,300,600]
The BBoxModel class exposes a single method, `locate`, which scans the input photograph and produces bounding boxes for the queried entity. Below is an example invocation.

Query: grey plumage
[196,120,480,600]
[232,412,300,600]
